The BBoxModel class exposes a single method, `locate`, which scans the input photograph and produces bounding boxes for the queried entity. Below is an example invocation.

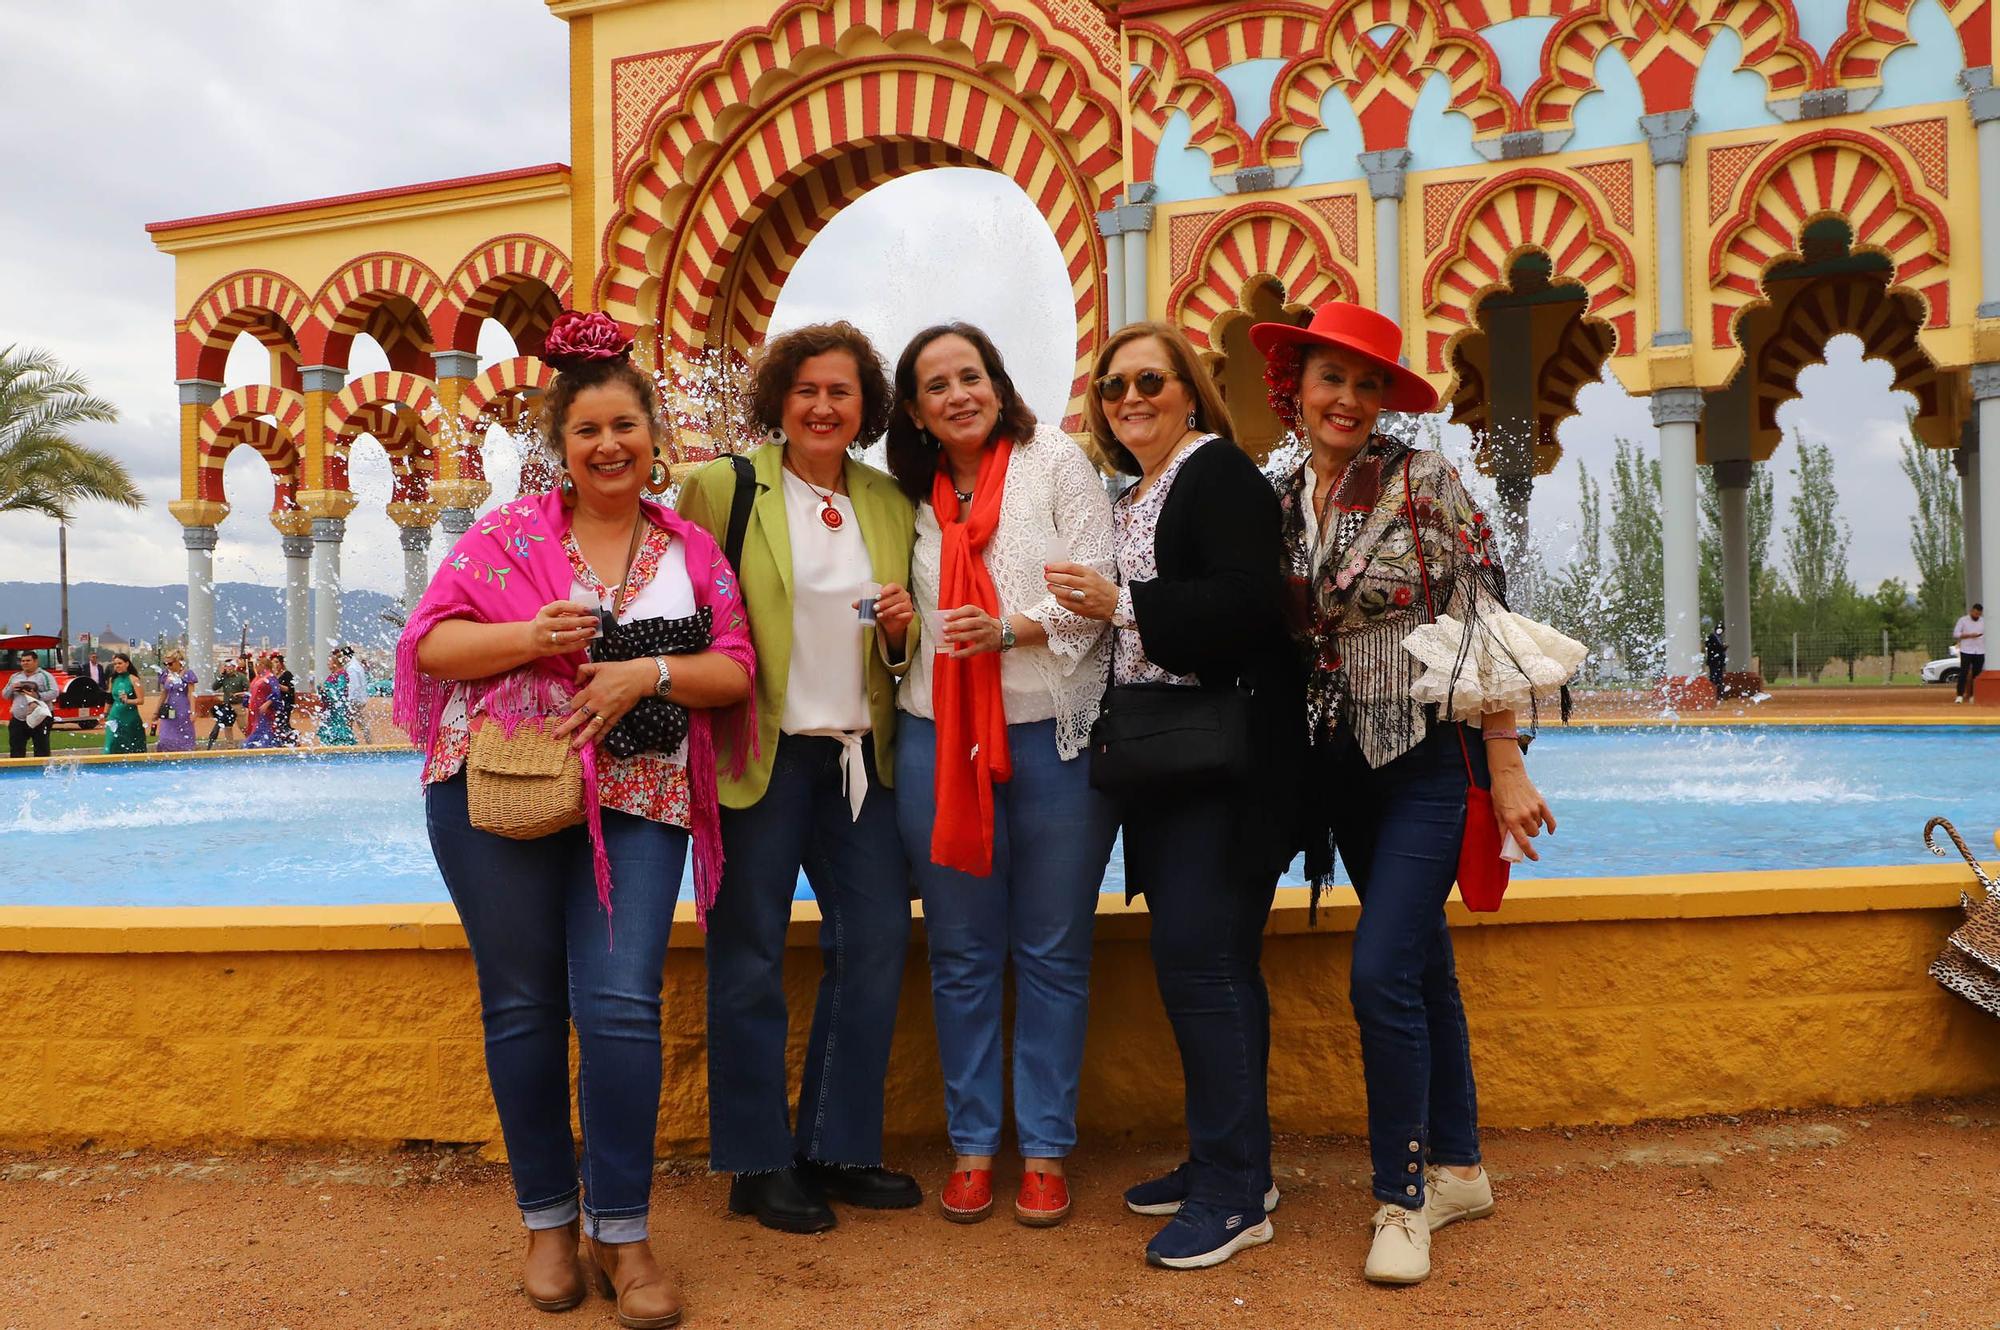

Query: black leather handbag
[1087,682,1253,797]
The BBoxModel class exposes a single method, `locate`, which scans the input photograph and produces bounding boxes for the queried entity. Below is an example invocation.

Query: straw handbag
[1924,817,2000,1019]
[466,717,586,840]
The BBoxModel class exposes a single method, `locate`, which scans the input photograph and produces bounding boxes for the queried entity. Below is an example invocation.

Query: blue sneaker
[1144,1202,1274,1270]
[1124,1164,1280,1216]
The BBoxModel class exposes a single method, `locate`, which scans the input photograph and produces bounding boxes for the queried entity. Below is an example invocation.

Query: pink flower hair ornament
[542,311,635,372]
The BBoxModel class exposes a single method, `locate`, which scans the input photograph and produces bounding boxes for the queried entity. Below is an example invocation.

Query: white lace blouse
[901,423,1115,759]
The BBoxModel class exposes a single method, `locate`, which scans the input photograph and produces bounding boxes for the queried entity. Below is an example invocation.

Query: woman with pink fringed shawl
[394,311,753,1325]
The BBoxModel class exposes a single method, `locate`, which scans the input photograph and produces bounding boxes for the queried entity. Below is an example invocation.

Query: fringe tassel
[580,742,615,946]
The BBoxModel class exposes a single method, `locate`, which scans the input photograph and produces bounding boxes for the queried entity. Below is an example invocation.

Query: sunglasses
[1094,368,1184,403]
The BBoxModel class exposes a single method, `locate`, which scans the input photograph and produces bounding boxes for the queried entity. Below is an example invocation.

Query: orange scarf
[929,441,1014,875]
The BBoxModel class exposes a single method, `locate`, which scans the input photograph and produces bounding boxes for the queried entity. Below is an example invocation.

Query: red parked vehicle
[0,633,109,730]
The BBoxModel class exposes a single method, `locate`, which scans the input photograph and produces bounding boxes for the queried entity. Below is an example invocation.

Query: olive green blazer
[676,443,916,808]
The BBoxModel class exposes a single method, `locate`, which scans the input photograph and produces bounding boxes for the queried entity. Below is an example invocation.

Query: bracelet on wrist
[1480,727,1520,741]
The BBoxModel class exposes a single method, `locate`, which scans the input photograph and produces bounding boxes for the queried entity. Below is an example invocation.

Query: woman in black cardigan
[1047,321,1304,1270]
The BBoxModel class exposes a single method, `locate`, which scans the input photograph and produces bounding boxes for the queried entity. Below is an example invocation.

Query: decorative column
[282,534,313,673]
[1360,149,1412,335]
[1974,365,2000,614]
[1652,388,1705,674]
[311,517,345,675]
[1106,196,1155,327]
[399,524,433,610]
[1640,111,1696,348]
[181,525,218,679]
[1963,70,2000,319]
[1958,421,1983,608]
[438,505,476,541]
[1096,216,1127,336]
[1713,460,1754,671]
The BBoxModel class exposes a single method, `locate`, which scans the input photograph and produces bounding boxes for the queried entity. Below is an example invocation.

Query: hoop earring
[1186,409,1198,430]
[645,451,671,494]
[558,473,577,506]
[766,426,787,448]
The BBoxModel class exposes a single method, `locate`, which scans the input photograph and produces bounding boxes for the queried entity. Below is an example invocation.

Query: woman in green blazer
[676,321,920,1235]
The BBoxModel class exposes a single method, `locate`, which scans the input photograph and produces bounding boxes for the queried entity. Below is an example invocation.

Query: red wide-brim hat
[1249,301,1439,414]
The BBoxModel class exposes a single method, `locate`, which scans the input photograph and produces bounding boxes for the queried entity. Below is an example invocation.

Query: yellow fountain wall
[4,869,1996,1152]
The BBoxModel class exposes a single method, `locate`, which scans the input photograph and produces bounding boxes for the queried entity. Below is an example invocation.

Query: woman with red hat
[1251,302,1582,1286]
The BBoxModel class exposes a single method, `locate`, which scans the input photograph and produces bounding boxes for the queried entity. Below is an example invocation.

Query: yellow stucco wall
[5,869,1995,1153]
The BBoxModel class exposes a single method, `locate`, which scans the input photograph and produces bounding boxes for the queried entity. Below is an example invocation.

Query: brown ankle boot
[522,1219,586,1312]
[587,1237,683,1328]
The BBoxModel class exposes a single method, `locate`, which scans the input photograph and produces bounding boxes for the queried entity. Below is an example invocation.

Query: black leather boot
[727,1166,836,1234]
[794,1156,923,1209]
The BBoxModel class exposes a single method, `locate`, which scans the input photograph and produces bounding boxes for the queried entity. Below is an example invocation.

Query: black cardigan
[1126,437,1307,876]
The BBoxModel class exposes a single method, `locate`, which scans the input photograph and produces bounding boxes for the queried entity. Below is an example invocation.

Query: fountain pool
[2,726,1990,908]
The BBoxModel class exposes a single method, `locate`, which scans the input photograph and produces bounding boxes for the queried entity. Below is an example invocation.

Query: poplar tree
[1897,434,1963,646]
[1780,437,1854,637]
[1606,436,1664,674]
[1698,463,1774,624]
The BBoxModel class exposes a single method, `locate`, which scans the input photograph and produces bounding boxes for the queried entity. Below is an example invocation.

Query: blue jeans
[1325,723,1485,1209]
[1123,791,1277,1214]
[895,716,1118,1158]
[705,733,912,1173]
[424,772,686,1242]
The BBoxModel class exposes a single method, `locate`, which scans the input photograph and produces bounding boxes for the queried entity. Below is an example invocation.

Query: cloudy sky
[0,2,1937,606]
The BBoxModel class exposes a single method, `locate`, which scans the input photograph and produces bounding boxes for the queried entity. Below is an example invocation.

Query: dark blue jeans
[705,733,912,1173]
[425,772,686,1241]
[1123,792,1277,1214]
[1325,723,1485,1209]
[896,716,1118,1158]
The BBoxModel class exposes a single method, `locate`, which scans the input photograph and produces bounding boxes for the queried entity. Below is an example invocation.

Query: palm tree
[0,345,139,659]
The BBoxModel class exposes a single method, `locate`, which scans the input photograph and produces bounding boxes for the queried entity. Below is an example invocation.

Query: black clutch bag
[1087,682,1253,798]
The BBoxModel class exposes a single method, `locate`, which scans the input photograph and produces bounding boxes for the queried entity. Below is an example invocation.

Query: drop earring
[645,444,671,494]
[559,473,577,505]
[1186,409,1198,430]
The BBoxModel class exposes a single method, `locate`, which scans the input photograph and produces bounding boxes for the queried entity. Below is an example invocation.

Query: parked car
[0,633,108,729]
[1921,648,1962,685]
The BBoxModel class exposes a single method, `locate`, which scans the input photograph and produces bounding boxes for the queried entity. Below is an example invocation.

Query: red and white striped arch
[1708,129,1951,350]
[1125,24,1264,180]
[305,252,447,370]
[323,372,442,493]
[1262,0,1514,169]
[1421,168,1639,383]
[1751,271,1944,454]
[193,385,308,507]
[1831,0,1990,86]
[440,235,575,356]
[461,356,555,435]
[1168,203,1359,351]
[601,0,1123,428]
[179,269,311,387]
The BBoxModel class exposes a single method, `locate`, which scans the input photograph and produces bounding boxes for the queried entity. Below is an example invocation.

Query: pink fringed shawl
[393,492,755,925]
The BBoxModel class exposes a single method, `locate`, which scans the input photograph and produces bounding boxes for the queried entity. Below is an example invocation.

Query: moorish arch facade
[150,0,2000,685]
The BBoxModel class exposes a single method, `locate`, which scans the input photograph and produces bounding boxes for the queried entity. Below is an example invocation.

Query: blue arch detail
[1295,87,1366,186]
[1151,110,1222,203]
[1691,27,1782,133]
[1874,0,1966,110]
[1407,73,1483,171]
[1565,46,1646,151]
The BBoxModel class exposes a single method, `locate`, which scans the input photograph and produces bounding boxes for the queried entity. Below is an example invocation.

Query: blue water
[3,727,1994,908]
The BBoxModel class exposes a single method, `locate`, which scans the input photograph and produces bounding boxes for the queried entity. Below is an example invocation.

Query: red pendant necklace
[788,459,845,530]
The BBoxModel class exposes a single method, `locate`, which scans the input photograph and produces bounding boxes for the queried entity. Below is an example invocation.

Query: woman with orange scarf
[885,323,1117,1227]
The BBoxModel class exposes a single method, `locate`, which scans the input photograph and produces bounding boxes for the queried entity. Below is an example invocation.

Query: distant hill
[0,582,406,652]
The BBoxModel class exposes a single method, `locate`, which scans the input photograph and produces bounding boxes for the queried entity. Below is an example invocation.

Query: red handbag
[1403,456,1511,912]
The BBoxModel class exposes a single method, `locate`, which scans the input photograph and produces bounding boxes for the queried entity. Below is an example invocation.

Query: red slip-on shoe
[1014,1171,1071,1227]
[941,1169,994,1224]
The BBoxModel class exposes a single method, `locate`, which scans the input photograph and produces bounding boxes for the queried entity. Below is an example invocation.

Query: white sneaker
[1364,1204,1430,1284]
[1423,1165,1494,1232]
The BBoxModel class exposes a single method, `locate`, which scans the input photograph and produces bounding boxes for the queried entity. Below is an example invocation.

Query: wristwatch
[652,655,673,699]
[998,617,1017,652]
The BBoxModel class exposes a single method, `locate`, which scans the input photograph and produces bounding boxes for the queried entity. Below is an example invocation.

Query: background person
[242,653,280,748]
[317,646,359,746]
[272,652,299,744]
[345,645,374,741]
[1047,321,1305,1271]
[102,652,147,754]
[5,649,58,758]
[676,321,921,1236]
[154,651,198,752]
[1954,603,1984,702]
[884,322,1118,1227]
[208,655,249,749]
[1254,301,1580,1287]
[398,310,754,1326]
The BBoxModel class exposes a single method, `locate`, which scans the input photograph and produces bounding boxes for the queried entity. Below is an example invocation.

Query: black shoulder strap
[724,453,756,571]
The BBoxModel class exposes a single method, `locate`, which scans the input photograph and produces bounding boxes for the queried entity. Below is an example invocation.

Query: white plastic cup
[857,581,882,625]
[920,605,951,654]
[1043,533,1070,567]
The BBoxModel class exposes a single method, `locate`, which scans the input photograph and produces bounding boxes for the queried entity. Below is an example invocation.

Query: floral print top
[422,521,691,830]
[1111,435,1215,687]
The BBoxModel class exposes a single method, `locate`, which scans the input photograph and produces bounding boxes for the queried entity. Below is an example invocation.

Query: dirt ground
[3,1098,1995,1330]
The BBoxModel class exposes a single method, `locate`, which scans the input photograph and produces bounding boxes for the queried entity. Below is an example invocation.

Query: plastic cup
[1043,533,1070,567]
[920,606,951,654]
[857,581,881,625]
